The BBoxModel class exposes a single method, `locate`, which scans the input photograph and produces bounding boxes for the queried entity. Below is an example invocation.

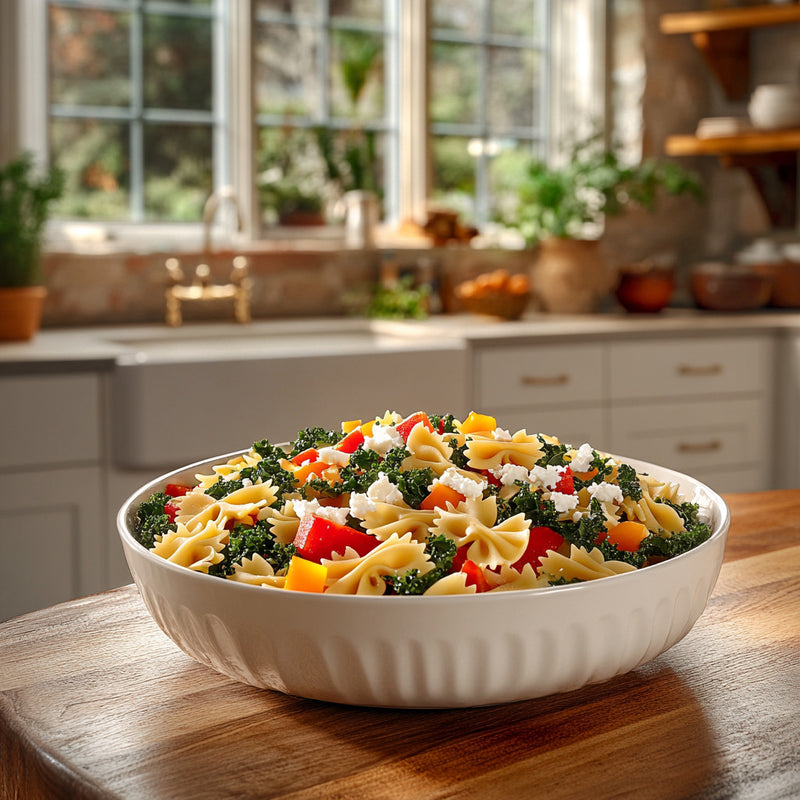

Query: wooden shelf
[661,5,800,228]
[661,5,800,100]
[660,5,800,35]
[665,129,800,157]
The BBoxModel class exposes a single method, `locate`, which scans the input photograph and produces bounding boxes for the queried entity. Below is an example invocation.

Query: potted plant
[0,152,64,340]
[503,133,703,313]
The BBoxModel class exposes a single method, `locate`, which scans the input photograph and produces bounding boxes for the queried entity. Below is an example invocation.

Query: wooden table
[2,490,799,800]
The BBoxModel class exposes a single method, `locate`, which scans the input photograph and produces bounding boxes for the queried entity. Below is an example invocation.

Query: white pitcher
[337,190,379,249]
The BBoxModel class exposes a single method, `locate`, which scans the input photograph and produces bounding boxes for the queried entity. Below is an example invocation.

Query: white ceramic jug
[338,190,379,248]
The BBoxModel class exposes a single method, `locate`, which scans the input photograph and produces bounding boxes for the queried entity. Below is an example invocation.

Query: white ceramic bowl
[749,84,800,129]
[118,452,729,708]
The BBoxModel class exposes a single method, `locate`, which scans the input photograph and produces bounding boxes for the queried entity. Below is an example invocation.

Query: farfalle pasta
[133,410,713,596]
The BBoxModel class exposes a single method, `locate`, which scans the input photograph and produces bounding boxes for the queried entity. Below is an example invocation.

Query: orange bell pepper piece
[420,482,466,511]
[459,411,497,435]
[607,521,649,552]
[284,556,327,593]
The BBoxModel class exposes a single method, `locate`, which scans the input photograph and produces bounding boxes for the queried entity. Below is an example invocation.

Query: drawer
[608,335,772,401]
[486,407,608,452]
[609,397,769,481]
[474,342,605,410]
[0,373,102,469]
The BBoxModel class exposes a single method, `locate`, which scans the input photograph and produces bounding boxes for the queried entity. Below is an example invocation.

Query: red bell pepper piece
[335,428,365,454]
[164,502,180,523]
[291,447,319,466]
[553,466,574,495]
[461,559,491,593]
[512,526,565,572]
[396,411,434,441]
[293,515,379,563]
[165,483,192,497]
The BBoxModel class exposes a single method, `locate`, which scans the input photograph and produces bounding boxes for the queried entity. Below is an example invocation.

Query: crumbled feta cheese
[550,491,579,514]
[366,472,404,505]
[490,463,530,487]
[317,446,350,466]
[587,481,623,505]
[241,477,253,488]
[530,464,565,491]
[437,466,487,498]
[292,498,321,519]
[493,427,513,441]
[313,505,350,526]
[572,510,585,523]
[364,424,404,455]
[569,443,595,473]
[348,492,376,520]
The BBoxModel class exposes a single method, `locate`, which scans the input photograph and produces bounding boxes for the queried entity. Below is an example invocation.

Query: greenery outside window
[4,0,606,250]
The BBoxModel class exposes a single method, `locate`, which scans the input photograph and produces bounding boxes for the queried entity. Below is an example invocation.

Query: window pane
[490,1,536,38]
[143,122,213,221]
[49,7,131,107]
[50,118,129,220]
[329,29,384,120]
[487,46,539,132]
[431,0,483,36]
[255,22,321,116]
[257,1,320,18]
[330,0,383,22]
[431,135,476,221]
[488,143,535,220]
[143,14,213,110]
[430,42,479,125]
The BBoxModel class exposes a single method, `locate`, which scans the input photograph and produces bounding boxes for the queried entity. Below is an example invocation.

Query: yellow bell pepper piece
[341,419,362,434]
[284,556,328,593]
[459,411,497,434]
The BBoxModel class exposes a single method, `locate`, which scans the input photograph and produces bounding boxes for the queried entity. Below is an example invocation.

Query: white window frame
[5,0,606,253]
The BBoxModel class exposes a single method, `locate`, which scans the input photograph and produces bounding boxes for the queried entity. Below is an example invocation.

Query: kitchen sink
[107,318,469,470]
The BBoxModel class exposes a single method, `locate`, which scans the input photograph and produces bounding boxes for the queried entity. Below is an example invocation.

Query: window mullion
[130,0,145,222]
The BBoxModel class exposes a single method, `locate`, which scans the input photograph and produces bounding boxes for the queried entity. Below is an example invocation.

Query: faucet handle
[231,255,249,284]
[194,263,211,288]
[165,257,184,285]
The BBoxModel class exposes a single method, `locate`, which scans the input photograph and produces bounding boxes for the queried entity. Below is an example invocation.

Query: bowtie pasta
[133,411,712,596]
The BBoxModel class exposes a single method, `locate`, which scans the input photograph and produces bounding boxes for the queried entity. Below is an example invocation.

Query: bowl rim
[118,447,730,605]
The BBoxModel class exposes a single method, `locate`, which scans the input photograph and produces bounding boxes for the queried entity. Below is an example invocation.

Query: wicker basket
[457,289,531,320]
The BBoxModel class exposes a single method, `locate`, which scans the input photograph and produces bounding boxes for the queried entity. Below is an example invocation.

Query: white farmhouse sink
[107,319,469,470]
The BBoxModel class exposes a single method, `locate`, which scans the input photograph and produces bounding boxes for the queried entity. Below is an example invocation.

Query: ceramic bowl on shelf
[118,452,729,709]
[691,261,772,311]
[748,83,800,130]
[615,263,676,313]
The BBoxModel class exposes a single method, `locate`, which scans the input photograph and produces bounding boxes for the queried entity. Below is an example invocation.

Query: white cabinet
[0,372,107,622]
[470,333,774,494]
[472,341,611,450]
[608,334,774,493]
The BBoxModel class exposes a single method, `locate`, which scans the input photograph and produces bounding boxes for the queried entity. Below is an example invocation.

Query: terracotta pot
[615,265,676,313]
[532,238,613,313]
[0,285,47,341]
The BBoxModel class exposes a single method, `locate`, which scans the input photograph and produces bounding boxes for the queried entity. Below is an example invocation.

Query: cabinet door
[0,466,105,622]
[609,397,769,490]
[608,335,772,401]
[0,373,102,467]
[473,342,605,410]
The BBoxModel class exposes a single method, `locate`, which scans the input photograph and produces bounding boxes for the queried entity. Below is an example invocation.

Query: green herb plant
[0,152,64,287]
[503,132,703,245]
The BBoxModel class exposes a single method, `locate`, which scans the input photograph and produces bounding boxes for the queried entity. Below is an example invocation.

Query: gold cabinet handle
[520,373,570,387]
[677,440,722,454]
[677,363,723,377]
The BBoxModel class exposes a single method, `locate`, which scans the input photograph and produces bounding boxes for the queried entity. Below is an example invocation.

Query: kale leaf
[383,534,457,595]
[209,518,296,577]
[133,491,171,549]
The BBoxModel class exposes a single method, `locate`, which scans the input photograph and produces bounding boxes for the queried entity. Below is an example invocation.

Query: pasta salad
[133,411,712,595]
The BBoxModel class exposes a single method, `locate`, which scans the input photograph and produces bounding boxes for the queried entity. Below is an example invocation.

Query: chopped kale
[616,462,643,501]
[429,413,459,433]
[288,426,341,456]
[383,534,457,595]
[396,467,436,508]
[209,518,296,577]
[133,491,171,549]
[535,435,570,467]
[448,440,470,470]
[495,484,559,528]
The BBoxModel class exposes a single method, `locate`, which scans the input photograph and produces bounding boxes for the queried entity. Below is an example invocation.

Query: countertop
[1,489,798,800]
[3,309,800,372]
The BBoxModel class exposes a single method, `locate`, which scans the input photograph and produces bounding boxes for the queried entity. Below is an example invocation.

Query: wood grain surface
[1,490,799,800]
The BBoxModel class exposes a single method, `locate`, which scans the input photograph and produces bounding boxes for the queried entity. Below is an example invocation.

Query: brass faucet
[164,256,251,326]
[164,188,252,326]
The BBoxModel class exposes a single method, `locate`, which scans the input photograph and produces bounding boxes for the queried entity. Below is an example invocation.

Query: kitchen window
[5,0,606,250]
